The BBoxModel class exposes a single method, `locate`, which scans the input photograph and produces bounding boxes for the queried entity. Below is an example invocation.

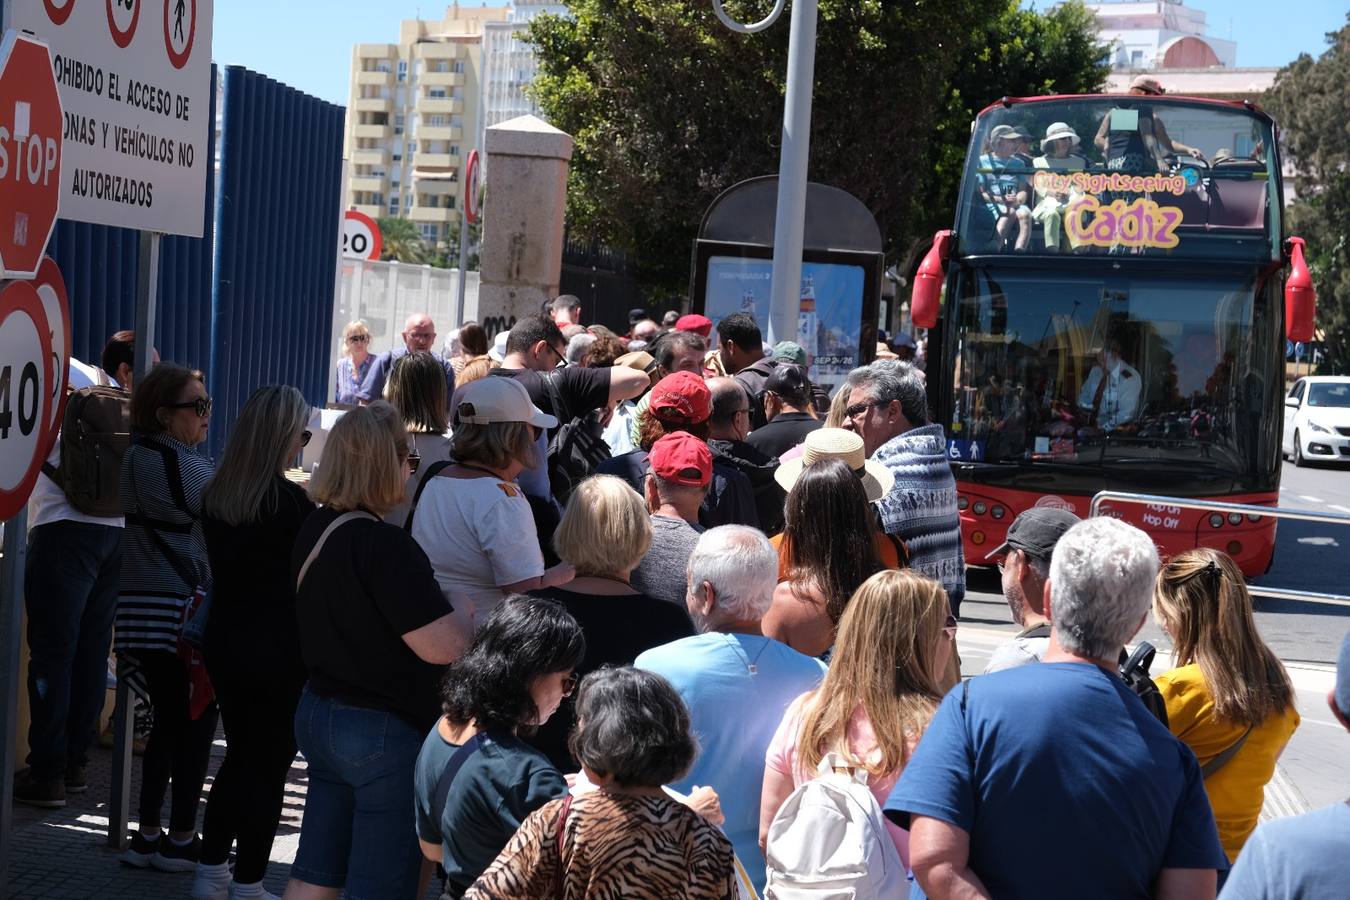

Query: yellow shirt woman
[1155,663,1300,862]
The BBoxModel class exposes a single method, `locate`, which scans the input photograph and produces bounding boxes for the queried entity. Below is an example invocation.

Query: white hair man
[635,526,826,896]
[886,517,1226,900]
[355,312,456,403]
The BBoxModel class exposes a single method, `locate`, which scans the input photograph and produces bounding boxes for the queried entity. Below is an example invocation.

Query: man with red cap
[631,432,714,606]
[675,313,713,338]
[596,371,758,531]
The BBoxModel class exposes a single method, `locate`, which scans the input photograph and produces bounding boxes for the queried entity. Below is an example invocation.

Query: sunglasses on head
[164,397,212,417]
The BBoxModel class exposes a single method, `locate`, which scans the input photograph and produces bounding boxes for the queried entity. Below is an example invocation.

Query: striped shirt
[115,435,214,654]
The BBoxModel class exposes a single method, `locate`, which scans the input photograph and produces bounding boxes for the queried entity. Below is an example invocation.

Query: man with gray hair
[636,526,826,894]
[886,517,1226,899]
[984,506,1081,672]
[845,360,965,612]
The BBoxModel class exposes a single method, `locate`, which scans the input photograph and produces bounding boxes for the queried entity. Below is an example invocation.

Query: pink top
[765,692,911,866]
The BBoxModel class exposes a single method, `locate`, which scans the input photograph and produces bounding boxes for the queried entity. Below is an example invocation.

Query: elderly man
[844,360,965,613]
[636,526,826,895]
[887,517,1226,900]
[984,507,1081,673]
[356,312,455,403]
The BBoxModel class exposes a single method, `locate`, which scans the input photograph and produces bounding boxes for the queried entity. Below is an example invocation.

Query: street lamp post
[712,0,819,347]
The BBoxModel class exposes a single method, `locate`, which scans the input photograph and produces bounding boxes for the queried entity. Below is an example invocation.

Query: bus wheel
[1293,430,1307,467]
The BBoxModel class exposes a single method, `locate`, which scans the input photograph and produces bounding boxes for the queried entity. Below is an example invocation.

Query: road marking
[1298,494,1323,504]
[1299,717,1346,730]
[1328,504,1350,514]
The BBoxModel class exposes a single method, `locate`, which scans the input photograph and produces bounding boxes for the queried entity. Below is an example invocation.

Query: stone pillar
[476,115,574,337]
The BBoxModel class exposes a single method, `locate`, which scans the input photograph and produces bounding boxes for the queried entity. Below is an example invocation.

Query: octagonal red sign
[0,30,63,280]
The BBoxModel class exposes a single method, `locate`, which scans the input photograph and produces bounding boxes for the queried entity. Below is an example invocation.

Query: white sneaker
[190,862,232,900]
[227,881,280,900]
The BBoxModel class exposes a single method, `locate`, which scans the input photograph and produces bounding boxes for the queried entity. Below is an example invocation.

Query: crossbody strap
[296,510,377,592]
[127,445,200,588]
[403,459,455,532]
[1201,725,1254,780]
[431,731,488,824]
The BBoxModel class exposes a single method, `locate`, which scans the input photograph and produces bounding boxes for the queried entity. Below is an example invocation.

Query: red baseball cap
[675,314,713,337]
[649,371,711,424]
[649,432,712,487]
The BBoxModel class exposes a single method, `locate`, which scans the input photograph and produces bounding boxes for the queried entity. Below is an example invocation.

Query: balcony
[415,176,460,195]
[353,97,389,113]
[351,148,388,166]
[420,71,464,88]
[356,44,397,58]
[352,204,383,220]
[415,152,454,168]
[349,176,385,192]
[417,97,463,115]
[415,43,458,60]
[356,70,393,86]
[353,124,392,139]
[420,125,462,141]
[409,204,455,223]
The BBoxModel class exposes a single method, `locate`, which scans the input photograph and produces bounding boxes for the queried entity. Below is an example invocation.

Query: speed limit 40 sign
[342,209,382,261]
[0,279,55,521]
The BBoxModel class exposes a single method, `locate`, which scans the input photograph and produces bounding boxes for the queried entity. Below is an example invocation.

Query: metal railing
[1090,490,1350,608]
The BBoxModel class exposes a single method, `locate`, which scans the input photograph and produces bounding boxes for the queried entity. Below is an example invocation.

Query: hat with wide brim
[1042,121,1080,145]
[774,427,894,502]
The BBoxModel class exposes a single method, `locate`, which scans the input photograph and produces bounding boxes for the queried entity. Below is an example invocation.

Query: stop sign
[0,30,62,280]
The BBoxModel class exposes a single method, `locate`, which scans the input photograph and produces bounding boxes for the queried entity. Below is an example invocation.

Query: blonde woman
[334,320,373,405]
[191,385,314,899]
[526,475,694,769]
[1153,549,1300,867]
[759,569,952,868]
[285,402,468,900]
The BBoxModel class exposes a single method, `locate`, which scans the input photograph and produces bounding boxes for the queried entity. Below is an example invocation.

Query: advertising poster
[705,256,866,395]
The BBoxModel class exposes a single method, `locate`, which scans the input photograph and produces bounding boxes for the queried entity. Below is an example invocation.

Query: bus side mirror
[1284,236,1316,343]
[912,229,953,329]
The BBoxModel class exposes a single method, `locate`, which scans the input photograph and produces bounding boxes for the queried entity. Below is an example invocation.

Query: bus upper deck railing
[1090,490,1350,608]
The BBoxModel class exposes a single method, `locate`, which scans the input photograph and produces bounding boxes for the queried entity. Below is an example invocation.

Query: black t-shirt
[525,585,695,769]
[291,506,454,730]
[202,477,315,677]
[491,366,611,432]
[746,412,823,460]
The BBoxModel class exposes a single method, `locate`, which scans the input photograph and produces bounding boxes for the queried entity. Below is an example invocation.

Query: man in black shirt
[718,313,779,429]
[746,363,823,460]
[706,377,783,534]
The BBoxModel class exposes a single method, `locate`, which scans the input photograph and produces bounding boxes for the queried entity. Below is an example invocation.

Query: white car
[1282,376,1350,466]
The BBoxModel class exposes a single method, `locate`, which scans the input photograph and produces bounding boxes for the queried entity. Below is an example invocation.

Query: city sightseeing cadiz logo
[1031,171,1187,250]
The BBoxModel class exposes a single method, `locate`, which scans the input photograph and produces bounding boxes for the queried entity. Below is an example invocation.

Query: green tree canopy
[528,0,1108,297]
[1265,16,1350,369]
[376,216,428,264]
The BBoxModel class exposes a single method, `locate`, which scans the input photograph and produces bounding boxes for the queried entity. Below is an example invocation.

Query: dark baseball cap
[986,507,1082,562]
[628,308,649,324]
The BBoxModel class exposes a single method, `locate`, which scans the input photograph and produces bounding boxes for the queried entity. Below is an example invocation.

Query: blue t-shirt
[413,725,567,899]
[357,346,456,404]
[1220,802,1350,900]
[635,632,828,894]
[885,662,1226,900]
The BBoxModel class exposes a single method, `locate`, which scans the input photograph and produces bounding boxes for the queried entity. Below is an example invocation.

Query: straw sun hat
[774,428,895,502]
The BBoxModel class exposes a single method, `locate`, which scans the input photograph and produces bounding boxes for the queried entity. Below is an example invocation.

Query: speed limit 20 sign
[342,209,382,261]
[0,280,55,521]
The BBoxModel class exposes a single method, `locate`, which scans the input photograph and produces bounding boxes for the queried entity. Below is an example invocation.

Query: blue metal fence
[210,67,346,456]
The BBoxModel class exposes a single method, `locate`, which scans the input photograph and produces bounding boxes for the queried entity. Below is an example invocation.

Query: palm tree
[376,216,427,264]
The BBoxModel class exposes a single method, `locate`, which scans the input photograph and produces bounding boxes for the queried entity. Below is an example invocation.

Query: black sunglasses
[845,399,887,419]
[164,397,212,417]
[300,430,312,447]
[406,449,421,475]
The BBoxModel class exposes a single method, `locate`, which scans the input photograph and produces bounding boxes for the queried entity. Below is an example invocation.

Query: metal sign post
[0,509,29,897]
[712,0,819,346]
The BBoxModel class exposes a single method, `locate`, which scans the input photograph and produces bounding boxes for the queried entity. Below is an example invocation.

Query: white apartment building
[479,2,570,166]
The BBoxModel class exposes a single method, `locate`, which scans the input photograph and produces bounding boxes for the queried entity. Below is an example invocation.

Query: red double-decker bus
[911,94,1316,575]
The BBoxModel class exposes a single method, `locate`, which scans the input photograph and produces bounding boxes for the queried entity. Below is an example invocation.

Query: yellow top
[1154,663,1300,862]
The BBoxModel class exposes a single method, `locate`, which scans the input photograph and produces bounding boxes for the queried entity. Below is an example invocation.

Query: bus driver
[1078,338,1142,432]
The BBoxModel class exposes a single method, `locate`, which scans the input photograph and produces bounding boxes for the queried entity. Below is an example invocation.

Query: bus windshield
[949,267,1280,479]
[960,97,1279,261]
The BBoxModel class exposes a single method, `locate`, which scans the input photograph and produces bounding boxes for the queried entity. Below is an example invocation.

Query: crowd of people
[11,298,1331,900]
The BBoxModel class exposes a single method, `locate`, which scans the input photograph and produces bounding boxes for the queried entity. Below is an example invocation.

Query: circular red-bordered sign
[163,0,196,70]
[342,209,383,261]
[0,280,56,522]
[465,149,481,225]
[44,0,77,26]
[33,256,71,461]
[106,0,141,49]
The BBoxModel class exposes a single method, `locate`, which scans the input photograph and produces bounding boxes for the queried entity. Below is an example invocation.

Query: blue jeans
[291,688,424,900]
[24,521,122,780]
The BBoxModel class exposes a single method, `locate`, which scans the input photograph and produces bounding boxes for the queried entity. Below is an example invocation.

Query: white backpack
[763,753,907,899]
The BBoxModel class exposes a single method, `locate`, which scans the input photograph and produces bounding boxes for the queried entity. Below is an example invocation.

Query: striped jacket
[114,435,214,654]
[873,423,966,610]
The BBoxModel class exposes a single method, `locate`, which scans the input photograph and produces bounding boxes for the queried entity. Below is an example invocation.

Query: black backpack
[540,370,610,505]
[42,382,132,518]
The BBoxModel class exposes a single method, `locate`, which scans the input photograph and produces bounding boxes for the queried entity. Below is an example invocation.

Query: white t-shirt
[28,358,125,530]
[409,471,544,616]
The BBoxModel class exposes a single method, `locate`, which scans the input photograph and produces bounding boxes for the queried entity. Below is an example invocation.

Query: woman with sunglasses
[116,363,218,872]
[410,377,575,622]
[384,351,455,529]
[1153,549,1299,876]
[334,320,373,405]
[759,569,952,870]
[414,596,585,899]
[189,386,315,900]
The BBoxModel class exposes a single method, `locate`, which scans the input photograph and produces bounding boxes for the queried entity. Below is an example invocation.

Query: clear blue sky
[213,1,1348,108]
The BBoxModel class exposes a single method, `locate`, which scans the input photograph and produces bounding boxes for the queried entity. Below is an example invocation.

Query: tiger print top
[464,791,739,900]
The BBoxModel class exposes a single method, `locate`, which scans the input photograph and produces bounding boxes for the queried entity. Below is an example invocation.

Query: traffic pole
[0,508,30,897]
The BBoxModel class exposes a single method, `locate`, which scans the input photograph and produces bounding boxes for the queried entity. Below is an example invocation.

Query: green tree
[1265,17,1350,371]
[376,216,428,264]
[528,0,1107,295]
